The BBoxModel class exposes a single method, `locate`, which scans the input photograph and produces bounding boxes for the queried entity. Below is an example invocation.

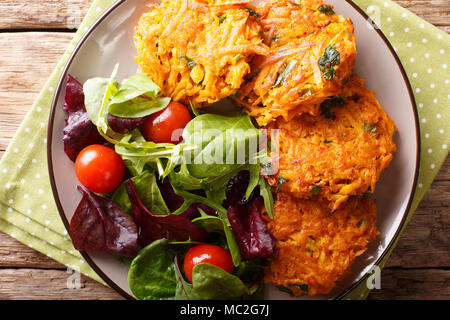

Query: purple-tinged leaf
[227,198,277,261]
[159,179,217,220]
[224,170,259,209]
[125,181,209,247]
[64,75,85,112]
[63,75,105,161]
[107,114,147,134]
[69,185,138,258]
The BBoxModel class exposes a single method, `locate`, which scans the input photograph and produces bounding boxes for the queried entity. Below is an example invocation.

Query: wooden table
[0,0,448,300]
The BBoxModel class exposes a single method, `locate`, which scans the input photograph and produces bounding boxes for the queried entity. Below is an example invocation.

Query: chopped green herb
[298,87,315,98]
[323,139,333,146]
[310,185,322,195]
[272,34,280,43]
[364,122,378,133]
[247,8,260,18]
[178,55,197,68]
[234,91,241,99]
[318,5,335,15]
[272,60,298,89]
[232,53,243,62]
[320,95,345,119]
[246,68,261,83]
[218,15,227,24]
[289,283,309,293]
[318,45,340,81]
[277,286,293,295]
[357,218,364,228]
[276,176,289,192]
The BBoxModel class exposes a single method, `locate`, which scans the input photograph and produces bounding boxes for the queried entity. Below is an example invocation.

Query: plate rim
[47,0,421,300]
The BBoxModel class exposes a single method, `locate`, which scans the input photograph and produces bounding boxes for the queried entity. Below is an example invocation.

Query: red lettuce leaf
[224,170,259,209]
[227,198,277,261]
[63,75,104,161]
[69,185,138,258]
[107,114,147,135]
[159,179,217,220]
[125,180,209,247]
[64,75,85,112]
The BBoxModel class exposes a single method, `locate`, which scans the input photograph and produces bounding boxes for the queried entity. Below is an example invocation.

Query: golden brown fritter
[266,75,397,210]
[234,0,357,126]
[264,192,379,296]
[134,0,269,107]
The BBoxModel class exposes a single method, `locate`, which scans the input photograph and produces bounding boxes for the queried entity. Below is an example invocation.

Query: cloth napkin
[0,0,448,299]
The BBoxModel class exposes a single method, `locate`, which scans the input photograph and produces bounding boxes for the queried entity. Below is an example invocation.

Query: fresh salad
[63,64,277,300]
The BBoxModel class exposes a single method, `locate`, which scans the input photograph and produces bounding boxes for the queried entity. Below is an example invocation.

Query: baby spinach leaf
[182,114,261,179]
[128,239,177,300]
[108,96,170,119]
[192,263,250,300]
[69,185,138,258]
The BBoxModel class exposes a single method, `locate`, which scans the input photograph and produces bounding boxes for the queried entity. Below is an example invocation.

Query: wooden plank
[0,268,123,300]
[0,32,73,156]
[367,268,450,300]
[0,0,91,30]
[0,232,64,269]
[0,0,448,32]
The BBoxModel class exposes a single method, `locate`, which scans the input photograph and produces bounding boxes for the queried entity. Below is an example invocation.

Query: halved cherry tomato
[141,101,192,144]
[183,244,234,283]
[75,144,125,194]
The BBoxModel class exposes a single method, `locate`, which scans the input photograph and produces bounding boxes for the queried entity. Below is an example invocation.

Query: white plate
[48,0,420,300]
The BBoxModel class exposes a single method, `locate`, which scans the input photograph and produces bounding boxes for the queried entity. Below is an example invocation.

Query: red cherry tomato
[75,145,125,194]
[141,101,192,144]
[183,244,234,283]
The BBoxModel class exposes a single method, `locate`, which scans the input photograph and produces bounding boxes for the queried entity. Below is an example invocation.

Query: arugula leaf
[318,45,340,81]
[193,215,241,267]
[318,5,335,15]
[272,60,298,89]
[259,176,274,219]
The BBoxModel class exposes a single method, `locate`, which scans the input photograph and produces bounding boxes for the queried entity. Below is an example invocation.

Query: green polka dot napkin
[0,0,448,299]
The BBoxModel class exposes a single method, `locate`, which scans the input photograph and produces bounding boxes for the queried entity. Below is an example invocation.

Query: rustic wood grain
[0,269,123,300]
[0,0,448,300]
[368,269,450,300]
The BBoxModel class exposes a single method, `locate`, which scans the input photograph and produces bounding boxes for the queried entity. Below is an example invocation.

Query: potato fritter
[264,192,378,296]
[134,0,269,107]
[235,0,356,126]
[266,75,397,211]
